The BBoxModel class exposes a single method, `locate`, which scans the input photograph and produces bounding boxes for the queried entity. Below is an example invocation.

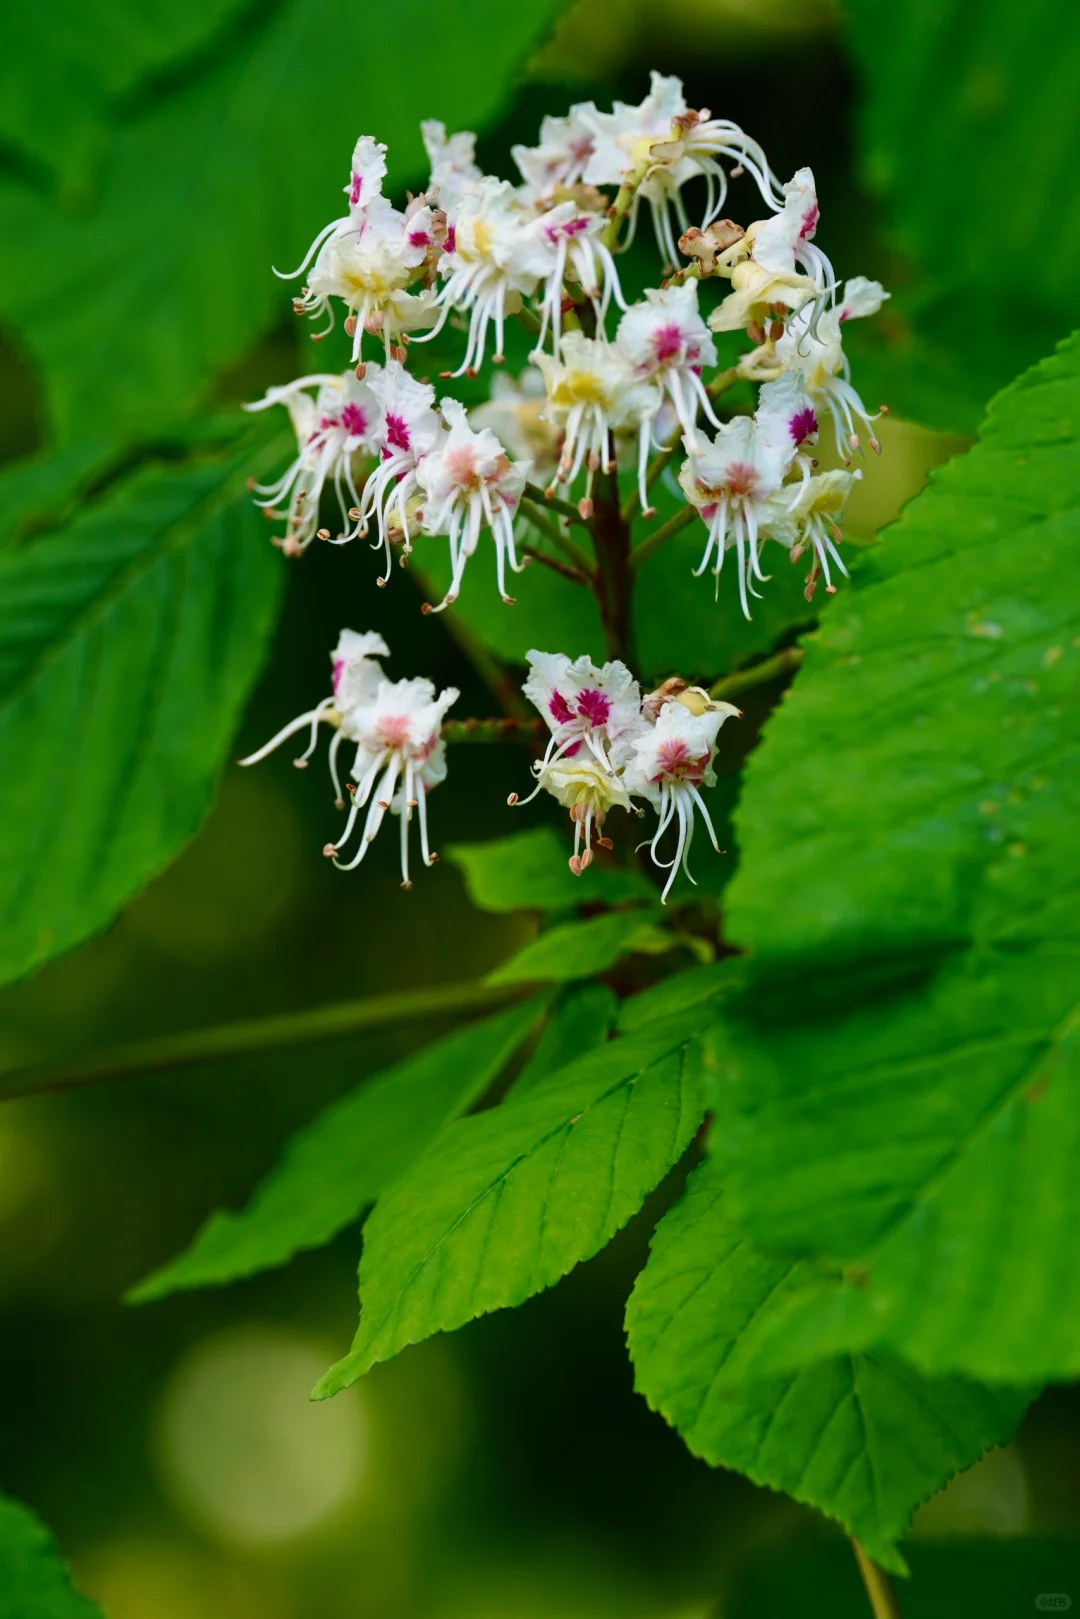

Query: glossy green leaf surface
[0,433,283,984]
[486,909,674,985]
[447,826,655,912]
[129,995,549,1301]
[627,1160,1029,1574]
[714,333,1080,1382]
[316,1016,706,1395]
[510,983,618,1096]
[0,1493,102,1619]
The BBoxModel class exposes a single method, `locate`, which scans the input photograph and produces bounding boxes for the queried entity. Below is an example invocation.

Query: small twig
[524,482,594,531]
[520,544,591,587]
[852,1543,903,1619]
[0,981,529,1103]
[709,646,805,702]
[519,496,596,577]
[629,504,697,570]
[442,717,546,744]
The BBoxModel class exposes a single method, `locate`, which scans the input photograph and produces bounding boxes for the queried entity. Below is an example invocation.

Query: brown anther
[568,855,583,876]
[466,367,478,379]
[246,477,256,492]
[420,601,433,615]
[507,793,519,806]
[334,797,345,811]
[587,450,600,473]
[879,403,890,415]
[344,315,357,336]
[428,852,440,864]
[377,799,390,810]
[439,370,453,379]
[317,527,331,541]
[501,594,517,606]
[746,319,766,346]
[407,799,419,809]
[390,345,407,363]
[492,353,505,365]
[579,848,593,870]
[376,576,387,588]
[293,757,309,769]
[848,432,861,451]
[578,497,594,519]
[401,880,413,891]
[869,437,881,455]
[355,363,367,380]
[769,320,785,341]
[596,836,613,850]
[322,843,337,858]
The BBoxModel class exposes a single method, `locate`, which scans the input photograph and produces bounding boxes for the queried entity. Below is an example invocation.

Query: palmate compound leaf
[626,1158,1029,1576]
[0,0,564,443]
[0,1492,102,1619]
[0,427,285,985]
[129,994,551,1302]
[314,1013,710,1397]
[710,331,1080,1384]
[842,0,1080,428]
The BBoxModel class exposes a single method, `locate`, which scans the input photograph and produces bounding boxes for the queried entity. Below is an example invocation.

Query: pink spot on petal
[550,692,575,725]
[651,323,684,363]
[789,407,818,446]
[350,174,364,206]
[444,224,457,254]
[332,658,345,694]
[341,403,368,436]
[385,412,411,453]
[408,229,431,248]
[576,688,611,726]
[800,204,819,239]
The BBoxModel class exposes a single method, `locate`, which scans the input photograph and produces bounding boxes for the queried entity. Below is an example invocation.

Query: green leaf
[486,909,674,985]
[129,995,549,1301]
[714,332,1080,1383]
[616,960,736,1034]
[626,1160,1029,1575]
[0,1492,102,1618]
[0,430,283,984]
[447,826,655,912]
[843,0,1080,428]
[315,1015,707,1395]
[510,983,617,1095]
[0,0,563,443]
[0,0,247,188]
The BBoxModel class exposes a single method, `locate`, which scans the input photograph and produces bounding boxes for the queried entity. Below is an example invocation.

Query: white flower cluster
[243,76,889,895]
[511,652,740,901]
[249,73,888,614]
[240,630,457,888]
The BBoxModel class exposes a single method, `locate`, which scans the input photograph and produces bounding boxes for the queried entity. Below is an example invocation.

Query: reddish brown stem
[589,465,636,665]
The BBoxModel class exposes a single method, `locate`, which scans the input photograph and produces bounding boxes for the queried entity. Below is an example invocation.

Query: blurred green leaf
[129,994,550,1301]
[447,825,655,912]
[0,430,284,984]
[843,0,1080,428]
[626,1158,1028,1575]
[316,1015,707,1394]
[0,0,564,443]
[0,1493,102,1618]
[712,332,1080,1383]
[486,909,674,985]
[616,960,736,1034]
[510,982,617,1095]
[0,0,248,190]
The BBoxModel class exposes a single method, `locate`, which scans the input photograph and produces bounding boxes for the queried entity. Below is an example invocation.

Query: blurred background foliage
[0,0,1078,1614]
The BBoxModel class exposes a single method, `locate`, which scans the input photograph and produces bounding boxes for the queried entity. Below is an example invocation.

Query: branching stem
[0,981,528,1103]
[852,1543,904,1619]
[709,646,804,702]
[629,504,697,569]
[519,496,596,577]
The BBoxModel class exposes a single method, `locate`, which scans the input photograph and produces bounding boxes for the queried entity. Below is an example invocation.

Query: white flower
[708,168,827,335]
[246,370,381,554]
[616,282,719,441]
[329,676,459,887]
[421,120,484,211]
[623,687,740,901]
[770,277,890,457]
[352,361,445,577]
[512,106,599,201]
[469,366,559,480]
[534,332,660,514]
[300,196,439,362]
[521,651,644,773]
[415,178,550,376]
[238,628,389,807]
[345,135,389,212]
[529,201,625,354]
[533,754,635,875]
[415,400,530,606]
[580,73,782,263]
[678,405,800,618]
[761,467,859,601]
